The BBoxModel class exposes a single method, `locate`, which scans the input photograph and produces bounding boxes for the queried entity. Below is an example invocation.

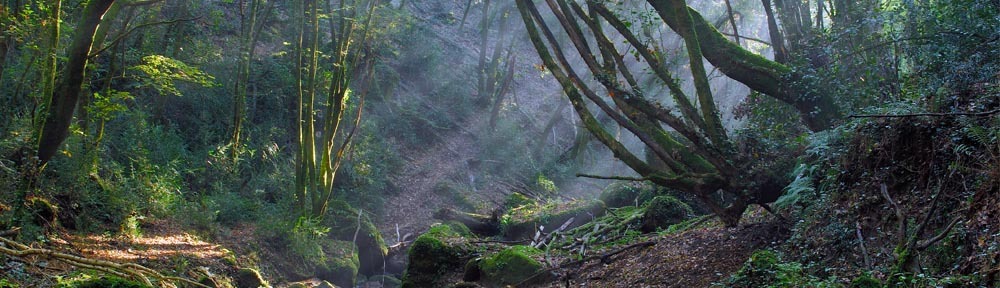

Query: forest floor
[544,210,787,287]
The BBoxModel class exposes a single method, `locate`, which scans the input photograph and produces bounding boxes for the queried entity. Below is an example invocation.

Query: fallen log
[433,208,501,236]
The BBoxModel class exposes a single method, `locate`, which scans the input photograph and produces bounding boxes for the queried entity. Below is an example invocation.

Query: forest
[0,0,997,287]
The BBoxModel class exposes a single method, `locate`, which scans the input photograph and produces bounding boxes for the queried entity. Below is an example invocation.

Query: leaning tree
[515,0,841,226]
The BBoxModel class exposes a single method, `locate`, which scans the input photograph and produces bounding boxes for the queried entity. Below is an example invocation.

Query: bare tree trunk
[36,0,117,164]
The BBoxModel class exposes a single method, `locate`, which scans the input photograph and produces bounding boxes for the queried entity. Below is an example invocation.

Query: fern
[775,164,817,209]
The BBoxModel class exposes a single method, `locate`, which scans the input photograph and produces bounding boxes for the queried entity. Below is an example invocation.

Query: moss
[315,240,359,288]
[478,246,543,286]
[850,273,882,288]
[503,193,535,210]
[322,199,388,276]
[235,268,268,288]
[444,221,473,237]
[640,196,692,233]
[401,225,466,288]
[57,276,150,288]
[503,199,606,240]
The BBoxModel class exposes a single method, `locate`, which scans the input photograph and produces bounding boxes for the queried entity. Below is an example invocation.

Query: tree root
[0,236,209,288]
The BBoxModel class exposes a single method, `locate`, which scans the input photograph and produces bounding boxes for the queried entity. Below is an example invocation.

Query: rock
[462,258,481,282]
[315,240,359,288]
[477,246,543,286]
[401,225,468,288]
[235,268,268,288]
[323,200,389,277]
[640,196,692,233]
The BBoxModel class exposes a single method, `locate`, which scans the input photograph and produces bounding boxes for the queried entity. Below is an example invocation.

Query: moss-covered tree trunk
[645,0,840,131]
[36,0,117,164]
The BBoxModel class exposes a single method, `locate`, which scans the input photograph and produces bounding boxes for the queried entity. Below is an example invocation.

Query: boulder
[235,268,268,288]
[477,246,543,286]
[315,240,359,288]
[401,225,468,288]
[640,196,692,233]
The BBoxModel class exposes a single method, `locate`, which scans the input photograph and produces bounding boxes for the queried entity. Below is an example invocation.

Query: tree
[230,0,273,158]
[294,0,379,218]
[514,0,840,226]
[36,0,118,164]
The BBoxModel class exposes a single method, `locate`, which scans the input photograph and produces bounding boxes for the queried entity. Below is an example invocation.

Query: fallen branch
[0,237,209,288]
[517,241,657,286]
[576,173,650,182]
[849,108,1000,119]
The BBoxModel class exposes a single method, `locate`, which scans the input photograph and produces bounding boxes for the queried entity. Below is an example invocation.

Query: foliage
[726,250,841,288]
[289,216,332,267]
[129,55,217,97]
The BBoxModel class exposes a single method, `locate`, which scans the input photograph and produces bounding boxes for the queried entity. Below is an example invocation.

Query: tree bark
[36,0,117,164]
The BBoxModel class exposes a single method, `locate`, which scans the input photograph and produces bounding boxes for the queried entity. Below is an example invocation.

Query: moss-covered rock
[443,221,473,237]
[599,181,659,208]
[323,200,388,276]
[478,246,543,286]
[640,196,692,233]
[315,241,359,288]
[401,225,468,288]
[235,268,268,288]
[503,199,606,240]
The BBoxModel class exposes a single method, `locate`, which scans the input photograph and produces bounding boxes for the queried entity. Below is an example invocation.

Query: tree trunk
[36,0,117,164]
[645,0,840,130]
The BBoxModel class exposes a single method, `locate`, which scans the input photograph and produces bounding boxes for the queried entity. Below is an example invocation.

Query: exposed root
[0,236,209,288]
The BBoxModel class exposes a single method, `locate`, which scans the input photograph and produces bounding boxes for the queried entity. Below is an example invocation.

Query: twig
[917,216,962,250]
[89,16,203,58]
[850,108,1000,119]
[575,173,649,181]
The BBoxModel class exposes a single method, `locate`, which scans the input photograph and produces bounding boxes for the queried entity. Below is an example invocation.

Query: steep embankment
[376,1,568,241]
